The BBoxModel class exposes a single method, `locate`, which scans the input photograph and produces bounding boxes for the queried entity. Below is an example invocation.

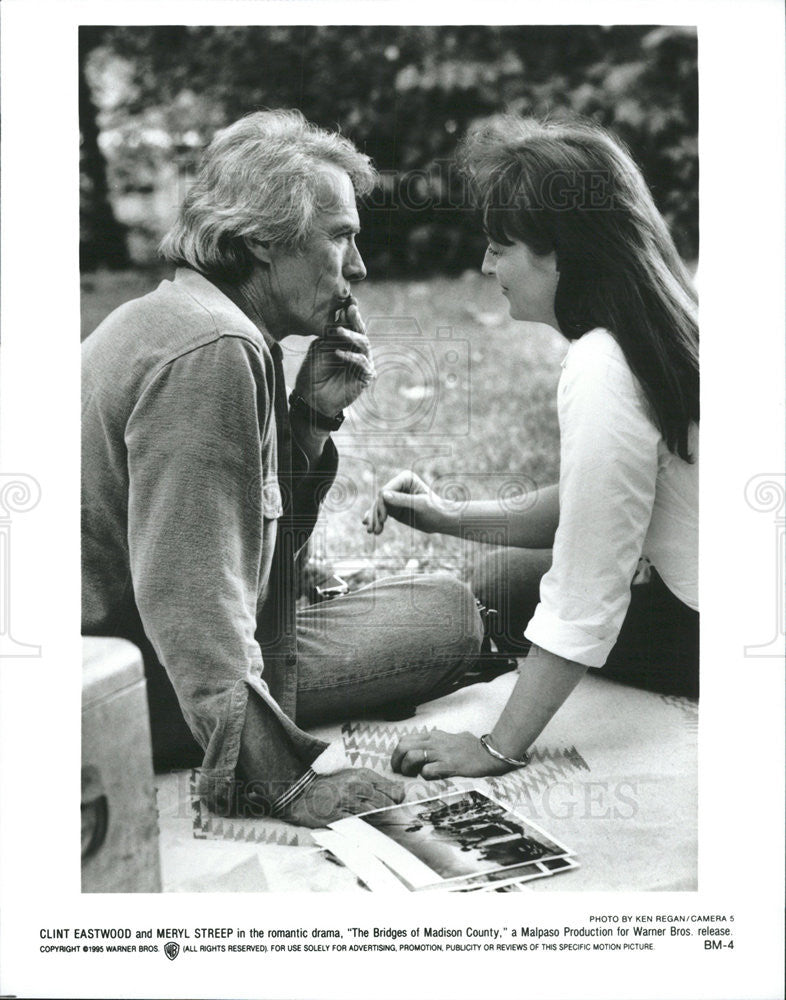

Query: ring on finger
[422,748,429,763]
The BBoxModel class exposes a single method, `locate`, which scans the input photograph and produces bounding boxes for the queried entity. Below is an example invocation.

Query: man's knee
[350,570,482,653]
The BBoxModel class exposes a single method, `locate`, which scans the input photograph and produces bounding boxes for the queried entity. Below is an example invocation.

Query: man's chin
[283,307,342,339]
[280,317,326,340]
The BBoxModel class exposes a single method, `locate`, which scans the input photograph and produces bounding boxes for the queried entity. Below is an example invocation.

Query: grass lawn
[81,269,565,580]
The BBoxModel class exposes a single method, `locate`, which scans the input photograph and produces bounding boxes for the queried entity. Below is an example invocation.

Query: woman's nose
[481,248,495,276]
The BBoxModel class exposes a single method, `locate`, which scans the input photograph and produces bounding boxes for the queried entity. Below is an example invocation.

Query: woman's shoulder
[563,328,632,382]
[560,327,653,420]
[567,327,625,363]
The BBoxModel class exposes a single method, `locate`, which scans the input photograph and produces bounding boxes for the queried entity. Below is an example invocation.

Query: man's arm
[238,696,404,826]
[126,335,402,822]
[288,409,332,468]
[126,336,322,810]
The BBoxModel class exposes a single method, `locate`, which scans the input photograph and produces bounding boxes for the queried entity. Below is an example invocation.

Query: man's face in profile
[264,164,367,339]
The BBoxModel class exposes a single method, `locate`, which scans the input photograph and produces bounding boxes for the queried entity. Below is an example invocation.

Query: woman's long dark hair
[458,115,699,461]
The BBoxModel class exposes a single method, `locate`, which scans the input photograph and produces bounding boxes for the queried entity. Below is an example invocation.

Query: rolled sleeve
[235,691,319,815]
[525,330,660,668]
[525,606,617,668]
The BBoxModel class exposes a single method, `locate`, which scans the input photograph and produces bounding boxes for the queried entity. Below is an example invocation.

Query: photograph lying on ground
[423,855,579,892]
[330,789,572,889]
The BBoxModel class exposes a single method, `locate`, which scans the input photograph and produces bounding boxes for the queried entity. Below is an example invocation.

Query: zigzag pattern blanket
[156,671,697,891]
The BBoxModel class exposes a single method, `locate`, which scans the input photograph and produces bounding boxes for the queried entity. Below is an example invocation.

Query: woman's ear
[246,238,273,265]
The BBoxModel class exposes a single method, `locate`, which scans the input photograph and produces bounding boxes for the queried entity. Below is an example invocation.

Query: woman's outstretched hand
[363,470,455,535]
[390,729,512,780]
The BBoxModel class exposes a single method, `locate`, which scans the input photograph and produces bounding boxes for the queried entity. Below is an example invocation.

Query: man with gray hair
[82,110,482,827]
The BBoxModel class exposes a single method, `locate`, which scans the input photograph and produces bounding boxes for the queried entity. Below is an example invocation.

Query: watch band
[479,733,530,769]
[288,391,345,432]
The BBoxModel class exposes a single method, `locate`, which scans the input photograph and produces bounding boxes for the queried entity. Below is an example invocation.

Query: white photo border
[0,1,783,998]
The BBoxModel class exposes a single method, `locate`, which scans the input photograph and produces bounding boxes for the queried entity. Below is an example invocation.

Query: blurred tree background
[79,25,699,572]
[80,24,697,276]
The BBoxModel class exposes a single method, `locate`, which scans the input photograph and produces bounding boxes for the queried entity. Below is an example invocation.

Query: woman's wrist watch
[289,391,345,432]
[479,733,530,769]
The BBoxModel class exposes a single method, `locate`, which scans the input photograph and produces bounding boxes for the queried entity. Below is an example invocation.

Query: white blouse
[524,328,698,668]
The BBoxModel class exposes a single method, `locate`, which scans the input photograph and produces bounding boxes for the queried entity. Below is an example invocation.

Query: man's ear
[246,238,273,265]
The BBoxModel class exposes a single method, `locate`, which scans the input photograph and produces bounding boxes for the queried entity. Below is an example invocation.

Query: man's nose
[344,243,367,282]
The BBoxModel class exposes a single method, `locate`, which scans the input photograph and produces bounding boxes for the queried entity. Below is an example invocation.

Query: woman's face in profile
[482,238,560,331]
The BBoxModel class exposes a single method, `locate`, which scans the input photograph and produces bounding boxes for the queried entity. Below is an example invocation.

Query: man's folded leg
[294,571,483,726]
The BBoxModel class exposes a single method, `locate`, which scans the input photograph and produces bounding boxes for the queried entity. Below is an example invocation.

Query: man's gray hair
[159,109,377,282]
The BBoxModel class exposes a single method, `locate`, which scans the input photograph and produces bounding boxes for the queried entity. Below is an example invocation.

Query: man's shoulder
[82,271,276,417]
[84,270,267,365]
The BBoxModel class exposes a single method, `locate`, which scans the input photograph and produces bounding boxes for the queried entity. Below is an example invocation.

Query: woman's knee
[468,547,549,600]
[467,550,503,608]
[417,571,483,651]
[467,548,551,644]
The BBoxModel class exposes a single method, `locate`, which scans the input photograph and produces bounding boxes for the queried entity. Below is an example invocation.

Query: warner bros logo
[164,941,180,961]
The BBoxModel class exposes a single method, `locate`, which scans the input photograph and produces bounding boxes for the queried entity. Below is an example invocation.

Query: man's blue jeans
[295,571,483,724]
[234,570,484,810]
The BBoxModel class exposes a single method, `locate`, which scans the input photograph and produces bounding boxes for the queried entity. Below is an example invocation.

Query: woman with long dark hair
[365,116,699,780]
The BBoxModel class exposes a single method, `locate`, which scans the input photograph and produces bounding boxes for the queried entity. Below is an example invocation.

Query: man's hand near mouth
[289,295,376,460]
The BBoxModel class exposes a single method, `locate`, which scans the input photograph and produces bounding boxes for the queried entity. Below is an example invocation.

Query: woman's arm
[364,471,560,549]
[489,647,587,758]
[391,644,586,779]
[391,335,662,780]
